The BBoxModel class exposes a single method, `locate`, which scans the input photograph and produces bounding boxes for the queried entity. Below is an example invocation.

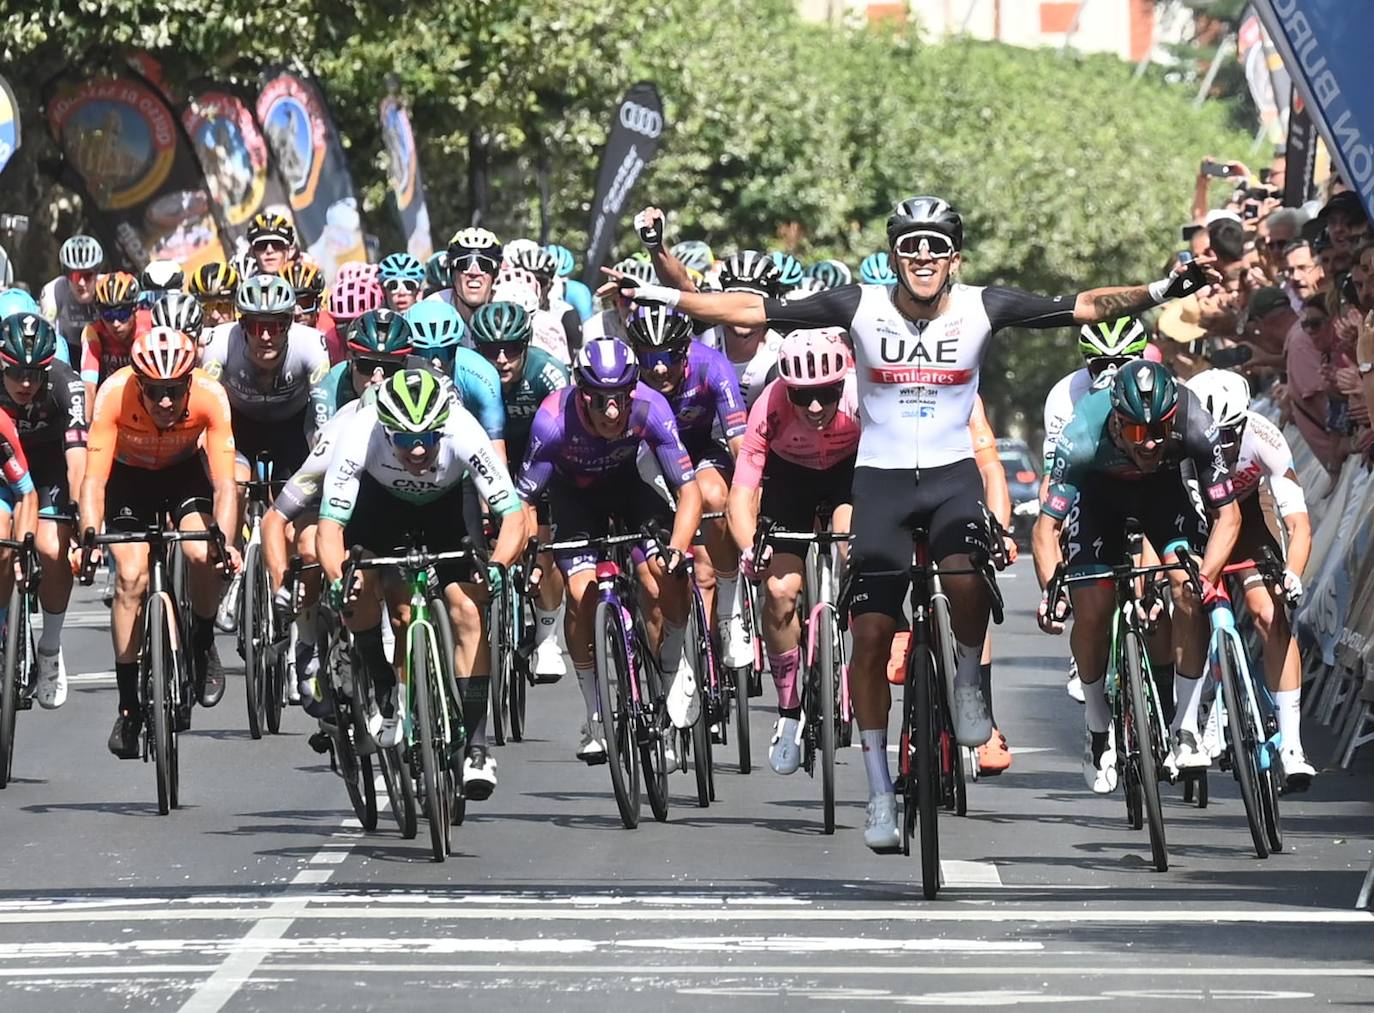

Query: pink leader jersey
[734,374,861,490]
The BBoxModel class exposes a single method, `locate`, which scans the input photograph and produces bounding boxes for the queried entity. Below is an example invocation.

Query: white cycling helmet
[1186,368,1250,429]
[59,235,104,272]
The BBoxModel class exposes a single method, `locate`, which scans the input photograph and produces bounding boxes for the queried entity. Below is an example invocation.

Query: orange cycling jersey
[970,395,998,469]
[85,367,236,484]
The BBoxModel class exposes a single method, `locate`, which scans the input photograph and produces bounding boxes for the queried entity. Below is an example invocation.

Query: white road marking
[940,860,1003,887]
[67,671,116,685]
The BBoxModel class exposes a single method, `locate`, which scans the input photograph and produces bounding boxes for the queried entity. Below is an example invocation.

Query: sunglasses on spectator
[635,346,688,370]
[245,316,291,337]
[1300,316,1327,333]
[1116,412,1174,445]
[4,364,47,385]
[383,278,422,295]
[451,253,500,276]
[139,378,191,403]
[351,356,404,377]
[389,430,441,452]
[252,239,289,253]
[100,305,136,323]
[475,340,528,362]
[892,231,956,260]
[580,387,632,413]
[68,270,97,284]
[786,383,845,407]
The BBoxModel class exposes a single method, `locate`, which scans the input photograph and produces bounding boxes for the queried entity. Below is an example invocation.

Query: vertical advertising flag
[45,74,225,273]
[0,74,20,178]
[379,90,433,260]
[1254,1,1374,222]
[1285,93,1319,206]
[581,82,665,289]
[183,83,295,258]
[256,67,366,282]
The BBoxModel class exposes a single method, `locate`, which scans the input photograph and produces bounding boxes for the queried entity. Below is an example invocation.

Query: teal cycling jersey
[503,346,569,459]
[450,347,506,441]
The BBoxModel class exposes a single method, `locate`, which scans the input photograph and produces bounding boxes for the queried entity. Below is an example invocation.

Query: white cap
[1204,209,1243,227]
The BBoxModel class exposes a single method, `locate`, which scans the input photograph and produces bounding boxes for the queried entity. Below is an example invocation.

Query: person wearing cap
[1237,287,1296,373]
[1318,191,1370,256]
[1155,293,1210,380]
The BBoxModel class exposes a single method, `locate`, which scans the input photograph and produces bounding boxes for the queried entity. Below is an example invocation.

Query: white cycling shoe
[375,689,405,749]
[35,649,68,710]
[769,716,802,775]
[1082,727,1118,794]
[576,721,607,763]
[1281,747,1316,792]
[662,740,682,774]
[532,637,568,681]
[666,659,700,729]
[1168,728,1210,771]
[864,792,900,853]
[951,684,993,747]
[718,614,753,669]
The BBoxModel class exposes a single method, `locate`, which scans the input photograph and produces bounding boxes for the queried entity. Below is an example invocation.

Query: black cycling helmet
[469,301,533,346]
[718,250,781,297]
[886,196,963,251]
[626,305,694,348]
[1110,359,1178,425]
[0,312,59,369]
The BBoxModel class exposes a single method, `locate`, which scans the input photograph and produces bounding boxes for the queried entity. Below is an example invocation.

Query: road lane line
[940,861,1003,887]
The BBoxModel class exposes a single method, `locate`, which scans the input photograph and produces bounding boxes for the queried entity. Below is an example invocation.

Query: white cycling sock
[1172,673,1205,734]
[953,638,981,689]
[38,609,66,655]
[1083,678,1111,734]
[715,573,741,622]
[534,604,559,645]
[860,728,893,797]
[575,664,599,724]
[1274,688,1303,753]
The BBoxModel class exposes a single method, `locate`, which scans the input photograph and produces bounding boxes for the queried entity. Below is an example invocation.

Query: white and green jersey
[319,401,519,524]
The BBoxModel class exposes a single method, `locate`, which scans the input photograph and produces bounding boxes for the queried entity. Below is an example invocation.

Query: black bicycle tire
[507,587,526,742]
[0,587,24,789]
[594,599,640,829]
[913,637,940,901]
[820,607,837,835]
[426,600,465,836]
[689,591,711,808]
[337,697,379,832]
[148,595,175,816]
[410,625,448,862]
[489,584,508,748]
[242,544,265,741]
[262,558,284,735]
[730,664,751,774]
[1125,631,1169,871]
[378,742,418,838]
[640,636,671,823]
[1260,753,1283,853]
[1218,637,1268,859]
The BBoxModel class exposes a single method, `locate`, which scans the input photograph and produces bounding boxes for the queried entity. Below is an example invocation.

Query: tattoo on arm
[1086,285,1152,322]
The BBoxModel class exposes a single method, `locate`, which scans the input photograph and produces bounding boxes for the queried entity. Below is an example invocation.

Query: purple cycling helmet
[574,337,639,389]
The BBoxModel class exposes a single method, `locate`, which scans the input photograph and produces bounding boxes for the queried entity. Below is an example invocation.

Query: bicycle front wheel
[1124,631,1168,871]
[1217,636,1268,859]
[912,635,941,901]
[379,744,418,839]
[507,587,527,742]
[261,562,285,735]
[819,607,837,835]
[639,620,670,823]
[147,595,177,816]
[594,599,640,829]
[410,625,450,861]
[242,543,266,740]
[0,587,27,789]
[489,584,508,748]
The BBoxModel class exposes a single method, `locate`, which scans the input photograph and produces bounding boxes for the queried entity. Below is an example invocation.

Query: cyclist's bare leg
[939,559,993,718]
[1068,581,1115,733]
[177,510,224,620]
[35,519,74,616]
[563,567,601,728]
[694,467,737,629]
[1164,558,1207,734]
[448,580,489,747]
[1240,573,1308,767]
[1140,536,1175,720]
[109,540,150,714]
[761,554,803,714]
[849,611,897,795]
[0,510,15,607]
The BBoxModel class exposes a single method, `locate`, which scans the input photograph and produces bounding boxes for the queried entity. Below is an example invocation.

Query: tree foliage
[0,0,1254,427]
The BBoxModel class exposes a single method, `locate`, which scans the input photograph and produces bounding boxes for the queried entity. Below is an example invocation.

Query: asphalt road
[1,559,1371,1011]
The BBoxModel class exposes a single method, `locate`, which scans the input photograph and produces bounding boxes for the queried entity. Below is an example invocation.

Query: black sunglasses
[786,383,844,407]
[450,253,500,276]
[139,378,190,403]
[475,340,528,361]
[352,356,405,376]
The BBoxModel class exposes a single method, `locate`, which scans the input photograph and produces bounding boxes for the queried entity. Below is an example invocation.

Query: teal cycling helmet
[859,252,896,286]
[1110,359,1178,425]
[469,301,533,346]
[0,289,41,320]
[546,244,575,278]
[1079,317,1148,361]
[378,252,426,286]
[808,259,852,289]
[345,308,414,360]
[770,252,805,291]
[423,251,450,292]
[405,300,467,350]
[0,312,59,368]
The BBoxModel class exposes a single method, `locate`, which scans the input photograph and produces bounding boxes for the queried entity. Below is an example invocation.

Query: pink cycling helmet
[329,275,385,322]
[777,328,851,387]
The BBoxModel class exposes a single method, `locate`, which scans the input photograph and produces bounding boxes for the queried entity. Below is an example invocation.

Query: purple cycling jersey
[663,341,747,446]
[516,382,695,499]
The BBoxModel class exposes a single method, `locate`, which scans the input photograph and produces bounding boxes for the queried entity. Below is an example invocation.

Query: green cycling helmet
[376,368,451,434]
[424,252,450,292]
[346,308,414,360]
[469,301,532,346]
[1110,359,1177,425]
[0,312,59,369]
[1079,317,1148,361]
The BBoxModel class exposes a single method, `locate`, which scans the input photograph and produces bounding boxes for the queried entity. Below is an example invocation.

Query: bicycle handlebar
[78,524,228,587]
[0,532,41,593]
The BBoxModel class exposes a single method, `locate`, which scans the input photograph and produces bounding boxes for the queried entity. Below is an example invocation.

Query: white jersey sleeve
[1241,411,1307,517]
[317,405,378,525]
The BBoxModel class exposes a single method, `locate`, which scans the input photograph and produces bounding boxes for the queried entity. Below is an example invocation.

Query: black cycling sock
[460,675,490,749]
[779,706,802,720]
[354,625,394,697]
[1090,730,1110,764]
[978,661,995,726]
[115,662,140,712]
[1154,663,1176,726]
[191,616,215,654]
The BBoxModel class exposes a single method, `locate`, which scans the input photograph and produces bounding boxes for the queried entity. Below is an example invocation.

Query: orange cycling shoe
[887,630,911,685]
[977,728,1012,774]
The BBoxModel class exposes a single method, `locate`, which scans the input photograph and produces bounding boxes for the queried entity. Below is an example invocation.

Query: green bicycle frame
[1105,602,1170,750]
[400,570,462,756]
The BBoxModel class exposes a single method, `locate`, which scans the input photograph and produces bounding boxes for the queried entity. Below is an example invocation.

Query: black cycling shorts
[344,475,478,587]
[545,469,673,577]
[1063,470,1209,576]
[1229,492,1282,571]
[847,459,990,619]
[682,432,734,478]
[759,451,855,558]
[105,454,213,531]
[233,410,310,479]
[26,445,74,519]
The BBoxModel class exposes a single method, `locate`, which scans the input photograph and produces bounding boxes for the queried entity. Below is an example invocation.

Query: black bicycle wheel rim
[731,665,751,774]
[594,600,639,829]
[148,596,174,816]
[379,744,418,839]
[1125,632,1168,871]
[242,545,264,740]
[410,627,447,862]
[337,702,376,831]
[913,637,940,900]
[640,640,670,823]
[507,589,526,742]
[0,589,24,789]
[1218,638,1268,859]
[689,594,711,808]
[263,562,284,735]
[820,612,837,835]
[489,586,508,748]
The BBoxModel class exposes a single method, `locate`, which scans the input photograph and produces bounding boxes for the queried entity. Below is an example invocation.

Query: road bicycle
[0,533,41,789]
[237,454,288,739]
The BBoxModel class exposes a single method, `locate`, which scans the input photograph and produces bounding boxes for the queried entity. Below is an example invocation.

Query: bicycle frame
[1205,586,1281,772]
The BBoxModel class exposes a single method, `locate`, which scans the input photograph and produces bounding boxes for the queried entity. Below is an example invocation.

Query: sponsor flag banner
[379,90,433,260]
[1254,1,1374,222]
[1285,92,1319,206]
[257,67,366,282]
[45,73,225,273]
[582,82,665,289]
[0,73,20,178]
[184,82,295,258]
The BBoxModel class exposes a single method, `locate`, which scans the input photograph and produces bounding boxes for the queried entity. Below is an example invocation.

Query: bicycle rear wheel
[379,744,417,839]
[331,694,378,832]
[261,562,285,735]
[242,543,266,740]
[729,665,751,774]
[0,587,26,789]
[1218,637,1268,859]
[1259,709,1283,853]
[410,626,449,861]
[912,637,941,900]
[818,606,837,835]
[688,590,712,808]
[594,600,640,829]
[640,634,670,824]
[147,595,177,816]
[1125,631,1168,871]
[489,584,508,748]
